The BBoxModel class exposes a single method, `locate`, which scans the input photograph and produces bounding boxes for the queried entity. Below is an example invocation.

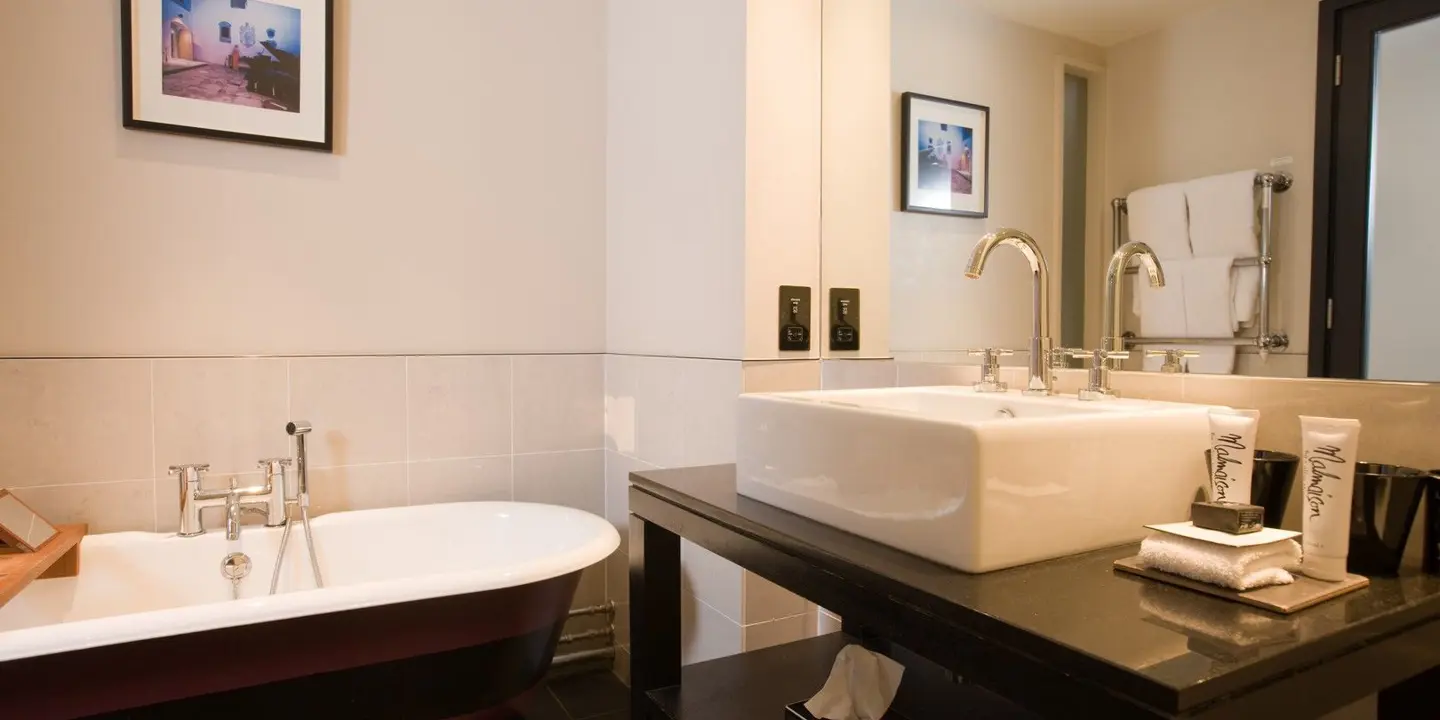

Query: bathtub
[0,501,619,719]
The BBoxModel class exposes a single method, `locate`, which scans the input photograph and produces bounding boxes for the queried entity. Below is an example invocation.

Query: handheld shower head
[286,421,312,436]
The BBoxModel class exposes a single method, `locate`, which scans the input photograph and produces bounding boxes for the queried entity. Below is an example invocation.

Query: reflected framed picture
[900,92,989,217]
[120,0,334,152]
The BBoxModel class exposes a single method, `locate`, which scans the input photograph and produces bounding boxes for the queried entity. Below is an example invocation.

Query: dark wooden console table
[628,465,1440,719]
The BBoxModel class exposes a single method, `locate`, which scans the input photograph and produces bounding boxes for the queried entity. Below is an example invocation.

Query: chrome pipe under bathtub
[551,647,617,669]
[558,627,615,646]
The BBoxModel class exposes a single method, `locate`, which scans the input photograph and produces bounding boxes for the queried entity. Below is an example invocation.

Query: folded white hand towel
[1138,531,1301,591]
[1127,183,1191,260]
[1187,170,1260,325]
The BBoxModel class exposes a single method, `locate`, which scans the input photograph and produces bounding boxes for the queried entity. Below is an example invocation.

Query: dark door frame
[1310,0,1440,378]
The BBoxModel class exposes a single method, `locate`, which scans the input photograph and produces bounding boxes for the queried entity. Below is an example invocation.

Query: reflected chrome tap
[964,228,1054,395]
[1103,241,1166,355]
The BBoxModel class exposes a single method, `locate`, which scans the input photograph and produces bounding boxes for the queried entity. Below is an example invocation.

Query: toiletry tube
[1299,416,1362,581]
[1209,409,1260,504]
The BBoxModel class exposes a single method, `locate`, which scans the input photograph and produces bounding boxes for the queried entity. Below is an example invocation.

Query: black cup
[1347,463,1430,577]
[1251,450,1299,527]
[1203,449,1298,527]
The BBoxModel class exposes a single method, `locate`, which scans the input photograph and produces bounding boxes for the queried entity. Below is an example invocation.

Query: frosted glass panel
[1366,15,1440,381]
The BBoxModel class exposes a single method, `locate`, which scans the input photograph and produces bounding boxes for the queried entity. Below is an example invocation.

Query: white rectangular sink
[736,386,1216,573]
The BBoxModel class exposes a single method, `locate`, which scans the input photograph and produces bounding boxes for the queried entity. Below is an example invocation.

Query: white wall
[1105,0,1319,377]
[606,0,748,360]
[0,1,606,358]
[820,0,892,358]
[1365,15,1440,382]
[889,0,1104,354]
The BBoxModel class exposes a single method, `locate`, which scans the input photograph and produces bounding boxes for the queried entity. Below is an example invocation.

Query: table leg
[630,514,681,715]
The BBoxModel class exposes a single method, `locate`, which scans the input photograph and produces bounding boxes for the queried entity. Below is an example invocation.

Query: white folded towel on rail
[1187,170,1261,326]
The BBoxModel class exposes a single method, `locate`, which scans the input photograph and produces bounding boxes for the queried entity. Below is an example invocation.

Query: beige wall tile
[289,357,407,468]
[614,645,631,686]
[606,545,629,606]
[306,463,409,516]
[743,571,807,624]
[742,614,810,653]
[1236,352,1309,378]
[821,359,897,390]
[513,355,604,453]
[896,361,978,387]
[605,356,740,468]
[0,360,152,487]
[605,451,654,606]
[407,356,512,461]
[408,457,511,506]
[153,358,289,478]
[13,480,154,534]
[513,450,604,516]
[615,600,631,648]
[681,539,742,622]
[742,360,822,393]
[676,360,741,467]
[681,591,742,665]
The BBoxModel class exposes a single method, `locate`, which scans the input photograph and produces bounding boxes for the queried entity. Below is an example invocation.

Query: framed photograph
[900,92,989,217]
[121,0,334,152]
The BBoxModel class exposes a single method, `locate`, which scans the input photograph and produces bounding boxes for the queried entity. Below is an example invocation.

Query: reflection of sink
[736,386,1215,573]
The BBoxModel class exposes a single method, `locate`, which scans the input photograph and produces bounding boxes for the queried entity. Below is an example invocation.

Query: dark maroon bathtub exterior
[0,571,581,719]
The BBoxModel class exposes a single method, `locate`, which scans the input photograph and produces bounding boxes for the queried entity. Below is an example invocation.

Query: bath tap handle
[168,463,210,491]
[967,348,1015,393]
[1145,348,1199,374]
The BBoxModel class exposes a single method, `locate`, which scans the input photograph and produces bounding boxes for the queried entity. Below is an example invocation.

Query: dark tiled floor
[510,671,629,720]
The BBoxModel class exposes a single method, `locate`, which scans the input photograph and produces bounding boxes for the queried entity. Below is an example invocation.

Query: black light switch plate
[829,287,861,352]
[779,285,812,352]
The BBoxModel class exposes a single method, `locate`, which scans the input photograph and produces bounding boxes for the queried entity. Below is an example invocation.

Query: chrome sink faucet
[964,228,1054,395]
[1103,241,1166,356]
[171,459,289,540]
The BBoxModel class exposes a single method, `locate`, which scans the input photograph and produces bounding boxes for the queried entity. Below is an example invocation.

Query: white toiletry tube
[1208,409,1260,504]
[1299,416,1361,581]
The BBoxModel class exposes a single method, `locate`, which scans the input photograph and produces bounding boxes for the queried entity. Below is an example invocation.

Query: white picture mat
[130,0,327,144]
[906,98,987,214]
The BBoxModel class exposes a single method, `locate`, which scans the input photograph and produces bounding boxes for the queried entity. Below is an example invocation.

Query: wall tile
[153,358,289,478]
[742,360,822,393]
[615,600,631,648]
[675,359,741,467]
[408,457,511,506]
[306,463,409,516]
[605,451,654,606]
[681,591,742,666]
[742,614,810,653]
[821,359,897,390]
[896,361,978,387]
[289,357,407,468]
[513,450,604,516]
[0,359,151,487]
[514,355,604,453]
[13,480,154,534]
[604,354,645,458]
[614,646,631,686]
[743,571,807,624]
[1236,352,1309,378]
[681,539,742,623]
[407,356,512,461]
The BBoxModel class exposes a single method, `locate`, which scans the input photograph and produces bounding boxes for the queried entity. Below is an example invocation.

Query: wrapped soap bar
[1191,501,1264,535]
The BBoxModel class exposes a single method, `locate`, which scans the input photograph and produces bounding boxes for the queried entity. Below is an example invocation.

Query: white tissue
[804,645,904,720]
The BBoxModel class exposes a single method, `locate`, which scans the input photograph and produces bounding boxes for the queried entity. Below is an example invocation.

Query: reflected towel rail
[1111,172,1292,353]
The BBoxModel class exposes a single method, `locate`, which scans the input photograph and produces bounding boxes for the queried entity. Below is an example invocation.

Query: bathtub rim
[0,501,619,664]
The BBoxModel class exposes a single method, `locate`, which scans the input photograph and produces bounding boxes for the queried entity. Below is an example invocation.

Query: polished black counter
[628,465,1440,719]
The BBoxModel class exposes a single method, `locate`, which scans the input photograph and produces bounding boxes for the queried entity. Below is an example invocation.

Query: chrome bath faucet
[171,459,289,540]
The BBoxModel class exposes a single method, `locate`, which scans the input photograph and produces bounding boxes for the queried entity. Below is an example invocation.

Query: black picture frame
[900,92,991,218]
[120,0,335,152]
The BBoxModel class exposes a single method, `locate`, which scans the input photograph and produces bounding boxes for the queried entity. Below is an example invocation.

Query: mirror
[819,0,1440,382]
[0,490,59,553]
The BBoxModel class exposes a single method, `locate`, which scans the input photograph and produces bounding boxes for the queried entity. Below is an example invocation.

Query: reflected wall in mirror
[0,490,59,553]
[821,0,1439,382]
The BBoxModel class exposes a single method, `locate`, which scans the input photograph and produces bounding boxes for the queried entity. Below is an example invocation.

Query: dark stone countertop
[630,465,1440,716]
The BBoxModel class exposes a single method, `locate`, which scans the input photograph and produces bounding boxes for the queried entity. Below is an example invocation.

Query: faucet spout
[1103,241,1166,354]
[965,228,1053,395]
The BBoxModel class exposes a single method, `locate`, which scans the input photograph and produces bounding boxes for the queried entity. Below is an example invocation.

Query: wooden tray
[1113,555,1369,614]
[0,524,86,608]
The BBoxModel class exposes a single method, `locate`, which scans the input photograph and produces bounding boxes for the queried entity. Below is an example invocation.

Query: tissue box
[786,701,911,720]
